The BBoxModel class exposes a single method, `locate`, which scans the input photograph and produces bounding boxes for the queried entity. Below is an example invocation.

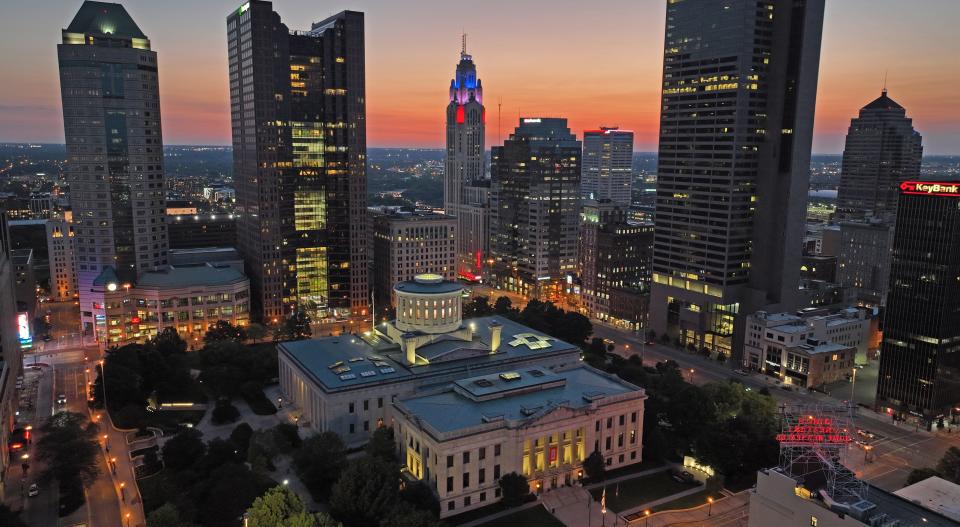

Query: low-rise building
[87,263,250,347]
[837,219,894,306]
[750,467,956,527]
[744,308,869,388]
[278,275,583,448]
[892,476,960,523]
[394,365,645,518]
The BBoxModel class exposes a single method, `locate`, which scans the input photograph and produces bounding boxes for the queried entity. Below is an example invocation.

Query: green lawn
[649,489,723,513]
[477,505,565,527]
[588,471,700,512]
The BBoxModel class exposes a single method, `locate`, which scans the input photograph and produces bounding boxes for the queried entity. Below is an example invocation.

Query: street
[589,324,960,493]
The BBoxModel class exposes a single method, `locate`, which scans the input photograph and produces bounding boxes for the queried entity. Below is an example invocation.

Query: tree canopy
[246,485,323,527]
[35,411,100,487]
[294,432,347,500]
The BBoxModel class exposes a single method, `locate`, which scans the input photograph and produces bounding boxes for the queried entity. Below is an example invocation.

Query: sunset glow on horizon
[1,0,959,153]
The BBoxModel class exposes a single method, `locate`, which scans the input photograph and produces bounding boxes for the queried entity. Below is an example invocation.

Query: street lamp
[644,509,651,527]
[126,512,131,527]
[707,496,714,516]
[120,482,126,502]
[688,369,695,383]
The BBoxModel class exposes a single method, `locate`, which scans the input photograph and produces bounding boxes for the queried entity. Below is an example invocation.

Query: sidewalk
[618,485,704,519]
[626,491,750,527]
[456,499,542,527]
[585,465,671,490]
[86,368,146,527]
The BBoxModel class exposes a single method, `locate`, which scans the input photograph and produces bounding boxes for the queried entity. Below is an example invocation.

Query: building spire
[882,69,888,95]
[461,32,467,58]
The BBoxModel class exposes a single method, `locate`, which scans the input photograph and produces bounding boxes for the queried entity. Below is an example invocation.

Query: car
[56,394,67,406]
[28,484,39,497]
[42,334,52,342]
[857,429,875,439]
[671,470,697,484]
[734,369,749,376]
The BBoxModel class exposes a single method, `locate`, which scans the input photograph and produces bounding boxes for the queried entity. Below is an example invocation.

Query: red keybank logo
[900,181,960,197]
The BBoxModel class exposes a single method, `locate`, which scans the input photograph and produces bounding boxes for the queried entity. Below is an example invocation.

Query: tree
[294,432,347,501]
[935,447,960,484]
[463,295,493,318]
[246,485,319,527]
[205,320,248,346]
[381,502,445,527]
[497,472,530,507]
[0,504,28,527]
[152,327,188,355]
[365,426,397,462]
[35,411,100,487]
[147,503,197,527]
[194,462,275,527]
[493,296,518,317]
[646,330,656,343]
[247,323,268,343]
[161,428,206,471]
[399,481,440,515]
[212,401,241,425]
[275,309,312,341]
[906,467,941,486]
[329,456,401,526]
[583,451,606,483]
[230,423,254,459]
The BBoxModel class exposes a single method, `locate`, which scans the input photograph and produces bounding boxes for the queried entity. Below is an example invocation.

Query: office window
[631,411,637,423]
[479,468,486,484]
[479,447,486,460]
[349,402,355,413]
[447,501,454,511]
[463,473,470,488]
[464,496,471,507]
[480,491,486,502]
[463,452,470,464]
[378,397,383,408]
[595,420,601,432]
[606,417,612,429]
[446,477,453,492]
[494,464,500,479]
[494,444,501,457]
[447,455,454,468]
[363,421,369,432]
[605,437,611,450]
[495,488,501,498]
[619,415,625,426]
[810,517,818,527]
[349,424,355,434]
[364,400,369,411]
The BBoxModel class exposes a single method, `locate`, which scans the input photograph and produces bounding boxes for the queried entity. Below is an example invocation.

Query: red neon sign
[549,446,558,463]
[899,181,960,197]
[131,316,141,324]
[776,416,852,445]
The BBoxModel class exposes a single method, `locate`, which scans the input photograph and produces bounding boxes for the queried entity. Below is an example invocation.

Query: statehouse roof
[279,316,582,393]
[397,366,643,434]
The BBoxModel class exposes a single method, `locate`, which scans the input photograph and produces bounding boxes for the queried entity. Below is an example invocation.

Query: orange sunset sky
[1,0,959,153]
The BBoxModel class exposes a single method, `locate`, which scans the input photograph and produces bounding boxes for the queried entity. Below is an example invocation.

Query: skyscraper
[876,180,960,429]
[58,1,168,337]
[0,212,22,501]
[649,0,825,361]
[444,38,488,281]
[581,127,634,206]
[836,91,922,221]
[490,118,581,301]
[227,2,368,323]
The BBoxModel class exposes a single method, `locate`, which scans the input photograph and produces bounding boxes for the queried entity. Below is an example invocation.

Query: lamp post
[708,496,714,516]
[644,509,651,527]
[126,512,131,527]
[850,366,858,403]
[120,482,126,502]
[688,369,695,383]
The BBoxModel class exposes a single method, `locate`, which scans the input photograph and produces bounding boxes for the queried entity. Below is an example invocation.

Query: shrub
[212,402,241,425]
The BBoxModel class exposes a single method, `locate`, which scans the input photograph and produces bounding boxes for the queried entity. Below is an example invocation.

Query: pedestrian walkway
[619,485,704,519]
[456,499,543,527]
[585,465,671,490]
[541,486,610,527]
[625,491,750,527]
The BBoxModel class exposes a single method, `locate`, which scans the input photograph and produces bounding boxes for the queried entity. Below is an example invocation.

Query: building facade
[490,118,581,301]
[835,91,922,221]
[580,200,653,330]
[836,220,894,306]
[744,307,870,374]
[581,127,633,206]
[649,0,825,361]
[277,275,584,448]
[58,1,169,337]
[876,181,960,428]
[227,2,368,323]
[0,212,23,501]
[444,39,487,281]
[371,209,456,317]
[166,214,238,250]
[47,217,79,301]
[394,366,646,518]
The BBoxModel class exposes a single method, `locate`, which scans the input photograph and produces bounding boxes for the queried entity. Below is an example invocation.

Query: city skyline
[1,0,959,153]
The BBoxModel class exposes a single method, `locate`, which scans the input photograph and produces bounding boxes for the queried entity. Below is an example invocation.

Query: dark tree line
[463,296,594,347]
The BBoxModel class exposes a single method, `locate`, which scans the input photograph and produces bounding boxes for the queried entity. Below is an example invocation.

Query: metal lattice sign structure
[777,403,866,504]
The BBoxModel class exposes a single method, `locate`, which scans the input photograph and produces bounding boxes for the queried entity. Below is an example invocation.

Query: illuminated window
[294,191,325,231]
[295,247,328,309]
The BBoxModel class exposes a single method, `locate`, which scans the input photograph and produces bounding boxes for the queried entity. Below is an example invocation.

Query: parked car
[28,484,39,497]
[734,369,749,376]
[672,470,698,484]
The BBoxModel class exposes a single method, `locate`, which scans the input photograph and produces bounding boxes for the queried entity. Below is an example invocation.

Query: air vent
[332,366,351,374]
[528,369,545,377]
[349,357,364,363]
[520,406,542,416]
[473,379,494,388]
[328,360,344,369]
[482,414,504,423]
[372,361,389,367]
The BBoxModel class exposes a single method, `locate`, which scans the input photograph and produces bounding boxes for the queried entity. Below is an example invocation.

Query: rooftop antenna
[882,70,888,95]
[498,97,502,145]
[461,32,467,58]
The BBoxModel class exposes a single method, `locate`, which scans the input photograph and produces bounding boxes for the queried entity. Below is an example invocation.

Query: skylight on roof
[473,379,494,387]
[373,361,389,367]
[499,372,521,382]
[348,357,365,363]
[528,369,545,377]
[508,333,554,350]
[339,373,357,381]
[360,370,377,378]
[333,366,351,374]
[379,367,396,374]
[328,360,344,369]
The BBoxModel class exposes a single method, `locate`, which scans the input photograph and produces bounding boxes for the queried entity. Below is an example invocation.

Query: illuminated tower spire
[444,37,487,281]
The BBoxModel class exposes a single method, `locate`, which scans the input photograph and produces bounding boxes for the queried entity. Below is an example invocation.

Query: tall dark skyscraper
[444,37,488,281]
[649,0,825,361]
[490,118,581,301]
[876,181,960,429]
[58,1,168,336]
[836,90,923,221]
[227,1,368,323]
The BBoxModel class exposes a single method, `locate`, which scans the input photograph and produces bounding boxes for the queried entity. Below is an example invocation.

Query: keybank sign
[900,181,960,197]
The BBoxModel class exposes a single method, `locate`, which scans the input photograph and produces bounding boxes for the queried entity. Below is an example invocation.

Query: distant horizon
[1,1,959,153]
